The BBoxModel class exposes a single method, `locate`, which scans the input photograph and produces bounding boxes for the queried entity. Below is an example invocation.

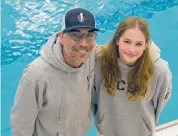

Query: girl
[92,17,172,136]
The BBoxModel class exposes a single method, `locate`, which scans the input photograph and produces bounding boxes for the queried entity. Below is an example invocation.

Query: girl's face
[116,28,147,66]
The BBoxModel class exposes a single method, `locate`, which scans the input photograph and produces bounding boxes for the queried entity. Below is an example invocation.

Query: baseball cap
[61,8,99,32]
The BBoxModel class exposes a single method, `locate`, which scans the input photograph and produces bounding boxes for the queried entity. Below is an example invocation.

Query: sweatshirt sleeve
[91,75,98,117]
[91,47,101,118]
[91,57,102,131]
[10,76,44,136]
[152,64,172,124]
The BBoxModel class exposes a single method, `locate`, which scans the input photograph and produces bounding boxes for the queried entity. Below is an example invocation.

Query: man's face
[59,28,96,67]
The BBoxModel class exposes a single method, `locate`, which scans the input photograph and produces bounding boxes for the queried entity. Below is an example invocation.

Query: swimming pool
[1,0,178,136]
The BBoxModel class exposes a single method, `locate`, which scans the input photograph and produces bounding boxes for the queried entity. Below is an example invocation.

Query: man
[10,8,99,136]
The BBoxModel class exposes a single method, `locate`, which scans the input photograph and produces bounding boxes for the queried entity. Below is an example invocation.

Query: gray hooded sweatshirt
[10,33,95,136]
[92,41,172,136]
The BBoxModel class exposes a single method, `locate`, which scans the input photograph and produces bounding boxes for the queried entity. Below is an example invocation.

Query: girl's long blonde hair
[98,17,154,101]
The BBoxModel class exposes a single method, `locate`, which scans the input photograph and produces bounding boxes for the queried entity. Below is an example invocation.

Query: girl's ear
[115,38,119,46]
[144,40,150,50]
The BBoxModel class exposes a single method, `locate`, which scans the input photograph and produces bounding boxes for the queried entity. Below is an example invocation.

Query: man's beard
[63,45,93,67]
[71,53,89,65]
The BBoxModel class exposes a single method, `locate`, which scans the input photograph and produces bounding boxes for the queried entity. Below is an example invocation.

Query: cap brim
[63,25,99,32]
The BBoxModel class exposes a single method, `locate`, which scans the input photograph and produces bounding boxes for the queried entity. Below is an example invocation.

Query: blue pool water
[1,0,178,136]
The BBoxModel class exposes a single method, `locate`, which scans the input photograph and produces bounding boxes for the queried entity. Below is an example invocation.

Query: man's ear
[58,31,63,38]
[58,32,64,44]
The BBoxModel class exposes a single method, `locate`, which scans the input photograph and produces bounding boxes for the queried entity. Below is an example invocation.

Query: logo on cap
[78,13,85,23]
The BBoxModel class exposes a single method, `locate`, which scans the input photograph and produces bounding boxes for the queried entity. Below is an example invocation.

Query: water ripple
[1,0,178,66]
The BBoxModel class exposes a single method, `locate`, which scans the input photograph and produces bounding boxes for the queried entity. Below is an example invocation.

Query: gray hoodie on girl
[10,33,95,136]
[92,42,172,136]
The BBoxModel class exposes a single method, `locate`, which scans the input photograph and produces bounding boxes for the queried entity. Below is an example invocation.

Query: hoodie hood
[40,33,81,72]
[150,40,161,62]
